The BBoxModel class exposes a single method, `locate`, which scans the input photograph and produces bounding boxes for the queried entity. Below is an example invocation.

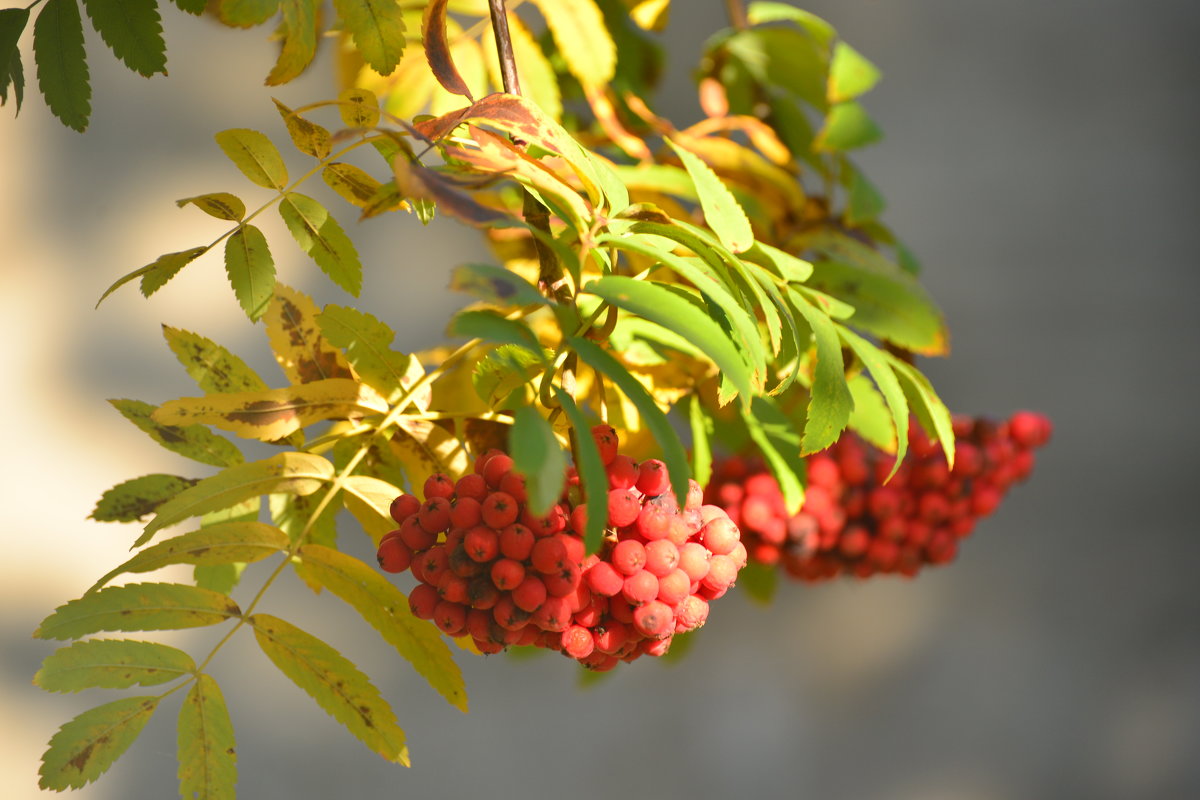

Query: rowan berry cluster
[706,411,1052,581]
[376,426,747,670]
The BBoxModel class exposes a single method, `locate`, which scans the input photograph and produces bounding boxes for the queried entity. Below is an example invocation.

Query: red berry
[455,472,488,501]
[499,523,535,561]
[606,455,639,491]
[512,575,548,612]
[408,583,439,619]
[591,424,619,465]
[585,561,625,596]
[561,625,596,659]
[490,558,526,591]
[433,600,467,635]
[635,459,671,497]
[643,539,680,577]
[611,539,647,576]
[389,493,421,524]
[482,453,515,488]
[399,514,436,552]
[622,569,659,605]
[531,537,569,574]
[499,471,528,503]
[418,496,452,533]
[608,489,641,527]
[481,491,520,528]
[656,569,691,605]
[449,496,483,529]
[424,473,454,500]
[464,526,500,562]
[377,535,412,573]
[632,600,673,637]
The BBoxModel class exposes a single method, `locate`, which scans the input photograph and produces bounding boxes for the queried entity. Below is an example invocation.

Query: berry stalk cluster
[377,426,747,670]
[706,412,1052,581]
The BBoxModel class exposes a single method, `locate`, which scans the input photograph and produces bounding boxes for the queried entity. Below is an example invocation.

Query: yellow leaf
[389,418,471,489]
[264,283,355,385]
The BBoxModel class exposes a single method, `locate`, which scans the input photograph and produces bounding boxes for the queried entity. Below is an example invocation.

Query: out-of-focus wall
[2,2,1197,798]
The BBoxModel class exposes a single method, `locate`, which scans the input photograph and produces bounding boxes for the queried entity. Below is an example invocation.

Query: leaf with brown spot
[323,163,383,209]
[33,583,242,641]
[422,0,471,100]
[39,695,160,790]
[153,379,387,443]
[273,97,331,159]
[175,192,247,221]
[392,155,509,228]
[88,522,289,594]
[91,474,199,523]
[35,639,195,693]
[139,453,334,545]
[296,545,466,711]
[162,326,270,394]
[248,614,409,763]
[109,399,244,468]
[264,283,354,385]
[177,674,237,800]
[315,304,430,408]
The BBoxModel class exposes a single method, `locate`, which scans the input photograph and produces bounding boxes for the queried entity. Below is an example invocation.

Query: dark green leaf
[34,583,241,641]
[725,27,826,109]
[510,406,566,517]
[278,192,363,296]
[551,389,608,555]
[0,8,29,110]
[35,639,195,693]
[82,0,166,77]
[109,398,244,468]
[171,0,207,15]
[1,39,24,111]
[224,225,276,321]
[334,0,405,75]
[33,0,91,131]
[214,128,288,189]
[294,545,466,711]
[568,337,691,509]
[584,275,754,404]
[248,614,409,763]
[91,474,199,523]
[39,696,159,790]
[177,675,237,800]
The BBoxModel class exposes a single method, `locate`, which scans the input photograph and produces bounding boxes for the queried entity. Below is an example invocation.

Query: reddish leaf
[392,156,508,228]
[422,0,472,101]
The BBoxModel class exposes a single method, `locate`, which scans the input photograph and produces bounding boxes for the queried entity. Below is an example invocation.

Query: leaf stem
[723,0,749,30]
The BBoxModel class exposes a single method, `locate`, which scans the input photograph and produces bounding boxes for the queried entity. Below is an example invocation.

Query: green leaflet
[551,389,608,555]
[837,325,910,478]
[843,161,886,225]
[177,675,238,800]
[742,240,813,283]
[224,225,276,321]
[584,275,754,404]
[216,0,278,27]
[814,101,883,152]
[214,128,288,190]
[472,344,545,406]
[140,453,334,545]
[786,287,853,454]
[161,326,270,394]
[266,0,317,86]
[886,354,956,469]
[278,192,363,296]
[109,398,244,468]
[510,405,566,517]
[95,246,207,308]
[725,26,826,110]
[569,336,691,510]
[665,138,754,253]
[316,304,426,405]
[91,474,199,523]
[531,0,615,92]
[687,393,714,490]
[744,395,807,515]
[273,98,331,159]
[34,583,241,641]
[33,0,91,131]
[827,40,881,103]
[746,2,836,47]
[847,372,898,452]
[35,639,195,692]
[335,0,405,76]
[450,263,549,308]
[448,309,545,357]
[171,0,207,15]
[294,545,466,711]
[195,499,261,594]
[89,522,289,593]
[248,613,410,763]
[39,695,160,790]
[0,8,29,111]
[176,192,247,221]
[81,0,166,77]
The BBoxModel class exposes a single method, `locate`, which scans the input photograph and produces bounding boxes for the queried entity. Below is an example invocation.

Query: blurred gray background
[2,1,1198,798]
